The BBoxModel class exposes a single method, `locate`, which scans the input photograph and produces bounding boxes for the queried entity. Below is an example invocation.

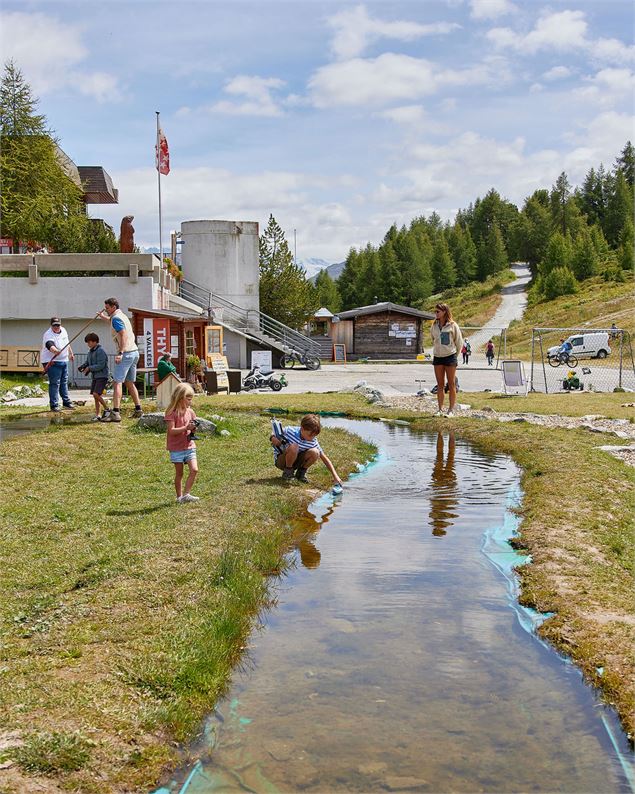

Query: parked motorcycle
[243,364,288,391]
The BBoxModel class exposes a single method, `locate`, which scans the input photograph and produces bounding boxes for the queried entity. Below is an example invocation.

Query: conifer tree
[604,170,634,247]
[540,231,572,276]
[616,141,634,187]
[259,214,317,327]
[380,241,401,302]
[617,218,634,273]
[0,60,115,252]
[358,244,382,305]
[314,269,341,313]
[570,229,599,281]
[338,247,364,309]
[431,234,456,292]
[448,223,477,285]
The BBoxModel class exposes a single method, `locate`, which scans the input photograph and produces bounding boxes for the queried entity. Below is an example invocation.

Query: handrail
[180,278,320,355]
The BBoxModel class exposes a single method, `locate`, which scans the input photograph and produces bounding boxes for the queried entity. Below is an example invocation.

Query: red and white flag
[156,128,170,175]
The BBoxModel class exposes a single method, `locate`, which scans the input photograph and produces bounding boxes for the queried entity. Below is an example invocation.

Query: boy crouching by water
[271,413,342,486]
[164,383,200,504]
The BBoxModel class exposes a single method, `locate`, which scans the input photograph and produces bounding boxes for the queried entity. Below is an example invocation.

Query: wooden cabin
[334,302,435,359]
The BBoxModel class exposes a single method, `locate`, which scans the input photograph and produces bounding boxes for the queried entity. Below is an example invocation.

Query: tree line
[314,142,634,313]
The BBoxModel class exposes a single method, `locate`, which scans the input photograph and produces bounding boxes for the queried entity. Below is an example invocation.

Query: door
[205,325,224,364]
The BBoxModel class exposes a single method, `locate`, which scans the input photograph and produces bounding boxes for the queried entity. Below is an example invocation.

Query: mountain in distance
[298,258,346,283]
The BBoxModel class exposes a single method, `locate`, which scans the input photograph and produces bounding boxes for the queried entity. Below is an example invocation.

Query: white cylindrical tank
[180,220,259,311]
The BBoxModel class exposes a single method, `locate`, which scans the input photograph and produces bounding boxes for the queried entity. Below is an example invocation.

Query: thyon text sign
[143,318,170,368]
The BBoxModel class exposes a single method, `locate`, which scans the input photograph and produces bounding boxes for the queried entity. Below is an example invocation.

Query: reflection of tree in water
[429,431,458,537]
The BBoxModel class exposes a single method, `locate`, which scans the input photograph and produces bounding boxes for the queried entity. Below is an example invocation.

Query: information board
[333,343,347,363]
[208,353,229,390]
[251,350,273,371]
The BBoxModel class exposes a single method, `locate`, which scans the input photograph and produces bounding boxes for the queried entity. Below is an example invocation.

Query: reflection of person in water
[429,431,458,537]
[298,538,322,569]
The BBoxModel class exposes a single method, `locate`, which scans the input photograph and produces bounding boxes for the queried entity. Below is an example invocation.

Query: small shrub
[542,266,577,300]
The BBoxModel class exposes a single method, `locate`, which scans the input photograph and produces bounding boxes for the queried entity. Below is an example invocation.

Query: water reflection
[429,430,458,537]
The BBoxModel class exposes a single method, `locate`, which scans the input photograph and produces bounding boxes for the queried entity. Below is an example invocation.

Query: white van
[547,332,611,360]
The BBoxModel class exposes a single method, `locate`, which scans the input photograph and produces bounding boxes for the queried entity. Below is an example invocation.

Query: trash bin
[227,370,242,393]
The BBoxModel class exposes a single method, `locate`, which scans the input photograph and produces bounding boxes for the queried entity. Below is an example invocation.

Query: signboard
[208,353,229,389]
[388,321,416,339]
[251,350,272,371]
[143,318,170,368]
[333,343,347,363]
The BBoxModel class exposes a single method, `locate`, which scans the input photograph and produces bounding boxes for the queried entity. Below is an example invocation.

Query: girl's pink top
[165,407,196,451]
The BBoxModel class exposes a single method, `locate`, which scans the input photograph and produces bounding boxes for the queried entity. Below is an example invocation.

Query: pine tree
[0,60,108,252]
[604,170,634,247]
[616,141,635,188]
[448,223,477,285]
[358,244,382,305]
[540,231,572,276]
[380,241,401,302]
[617,218,634,273]
[313,269,341,313]
[550,172,576,236]
[431,234,456,292]
[338,248,364,310]
[259,214,317,327]
[570,229,599,281]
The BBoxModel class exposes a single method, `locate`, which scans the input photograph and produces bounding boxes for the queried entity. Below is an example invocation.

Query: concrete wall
[180,220,259,312]
[0,253,160,274]
[0,277,160,354]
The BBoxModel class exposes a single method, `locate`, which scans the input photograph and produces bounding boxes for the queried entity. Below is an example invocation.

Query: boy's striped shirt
[274,425,322,460]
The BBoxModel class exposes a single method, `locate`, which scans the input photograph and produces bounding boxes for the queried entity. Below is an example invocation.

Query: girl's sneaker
[179,494,200,503]
[91,415,101,422]
[433,410,445,417]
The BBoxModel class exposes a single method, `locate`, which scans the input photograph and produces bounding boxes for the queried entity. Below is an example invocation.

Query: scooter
[243,364,288,391]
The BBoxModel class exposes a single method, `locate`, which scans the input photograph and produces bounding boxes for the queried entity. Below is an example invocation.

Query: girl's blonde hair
[435,302,453,325]
[165,383,195,415]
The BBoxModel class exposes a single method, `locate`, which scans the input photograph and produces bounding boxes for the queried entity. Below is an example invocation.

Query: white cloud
[469,0,516,21]
[487,9,635,65]
[543,66,572,81]
[327,4,459,60]
[0,11,121,102]
[308,53,503,108]
[379,105,427,125]
[210,75,286,117]
[574,68,635,108]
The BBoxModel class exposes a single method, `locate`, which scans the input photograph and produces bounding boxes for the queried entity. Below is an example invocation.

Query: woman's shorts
[169,448,197,464]
[433,353,458,366]
[90,377,108,395]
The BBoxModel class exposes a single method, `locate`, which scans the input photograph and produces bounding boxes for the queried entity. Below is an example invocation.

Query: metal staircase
[179,278,320,356]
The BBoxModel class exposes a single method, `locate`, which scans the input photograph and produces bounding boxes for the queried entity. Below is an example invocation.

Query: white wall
[180,220,259,312]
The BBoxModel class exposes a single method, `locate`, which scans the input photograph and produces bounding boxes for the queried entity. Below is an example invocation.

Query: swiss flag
[156,128,170,175]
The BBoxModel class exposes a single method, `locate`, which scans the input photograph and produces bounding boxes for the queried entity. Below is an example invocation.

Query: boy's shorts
[275,450,307,471]
[90,377,108,395]
[114,350,139,383]
[170,449,197,464]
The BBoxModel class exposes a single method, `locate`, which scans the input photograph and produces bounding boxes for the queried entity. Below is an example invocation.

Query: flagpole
[156,111,163,263]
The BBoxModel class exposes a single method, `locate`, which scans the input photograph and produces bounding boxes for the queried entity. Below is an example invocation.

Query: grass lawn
[0,391,633,791]
[422,269,516,327]
[0,408,375,792]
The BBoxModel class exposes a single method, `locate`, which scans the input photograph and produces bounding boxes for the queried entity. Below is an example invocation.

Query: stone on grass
[219,429,231,437]
[1,391,17,403]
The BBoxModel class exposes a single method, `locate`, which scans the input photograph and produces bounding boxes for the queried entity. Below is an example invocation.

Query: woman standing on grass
[430,303,463,418]
[164,383,200,504]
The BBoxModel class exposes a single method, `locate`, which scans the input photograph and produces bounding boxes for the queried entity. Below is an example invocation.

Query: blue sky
[1,0,633,263]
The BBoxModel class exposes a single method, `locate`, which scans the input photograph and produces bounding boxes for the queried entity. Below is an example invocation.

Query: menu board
[208,354,229,389]
[333,343,347,363]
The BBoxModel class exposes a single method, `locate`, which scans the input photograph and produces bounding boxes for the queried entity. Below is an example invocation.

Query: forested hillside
[313,143,634,314]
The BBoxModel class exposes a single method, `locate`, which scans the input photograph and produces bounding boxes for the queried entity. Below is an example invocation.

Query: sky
[1,0,634,264]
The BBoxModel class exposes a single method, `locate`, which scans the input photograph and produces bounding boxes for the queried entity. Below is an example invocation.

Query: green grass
[422,269,516,327]
[0,372,47,397]
[0,409,375,792]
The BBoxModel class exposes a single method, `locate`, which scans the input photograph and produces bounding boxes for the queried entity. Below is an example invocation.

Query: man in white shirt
[41,317,75,412]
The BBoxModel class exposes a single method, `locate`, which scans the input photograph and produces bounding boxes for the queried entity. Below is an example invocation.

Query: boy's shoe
[295,468,309,483]
[282,468,295,481]
[100,410,111,421]
[103,411,121,423]
[446,410,455,418]
[131,408,143,419]
[179,493,200,503]
[91,415,101,422]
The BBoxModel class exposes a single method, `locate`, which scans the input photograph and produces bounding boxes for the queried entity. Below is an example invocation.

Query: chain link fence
[530,328,635,393]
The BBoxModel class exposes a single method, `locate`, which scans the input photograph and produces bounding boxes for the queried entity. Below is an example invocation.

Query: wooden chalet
[334,302,435,359]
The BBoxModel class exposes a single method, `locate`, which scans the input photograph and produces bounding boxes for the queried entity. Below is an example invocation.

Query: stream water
[151,419,631,792]
[0,413,95,442]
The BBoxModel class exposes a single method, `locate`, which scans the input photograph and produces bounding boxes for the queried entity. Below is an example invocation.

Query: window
[185,330,195,356]
[571,337,583,347]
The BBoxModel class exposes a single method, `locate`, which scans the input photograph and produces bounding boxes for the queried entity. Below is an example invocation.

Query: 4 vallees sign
[143,318,170,368]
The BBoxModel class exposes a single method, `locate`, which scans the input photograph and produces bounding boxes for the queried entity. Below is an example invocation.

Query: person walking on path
[486,339,495,366]
[461,340,471,365]
[164,383,200,503]
[99,297,142,422]
[41,317,75,412]
[430,303,463,418]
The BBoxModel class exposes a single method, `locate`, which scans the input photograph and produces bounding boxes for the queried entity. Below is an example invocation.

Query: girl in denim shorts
[164,383,200,504]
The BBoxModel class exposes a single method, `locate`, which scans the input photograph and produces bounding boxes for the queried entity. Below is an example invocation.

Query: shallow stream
[148,419,633,791]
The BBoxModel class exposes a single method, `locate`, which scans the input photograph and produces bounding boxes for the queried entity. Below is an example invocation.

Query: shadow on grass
[245,475,289,487]
[107,501,173,517]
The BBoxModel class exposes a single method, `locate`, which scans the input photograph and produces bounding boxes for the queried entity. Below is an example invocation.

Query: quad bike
[243,364,288,391]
